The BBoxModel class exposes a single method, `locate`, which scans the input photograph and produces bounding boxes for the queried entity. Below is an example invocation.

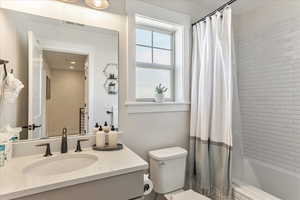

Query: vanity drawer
[15,170,144,200]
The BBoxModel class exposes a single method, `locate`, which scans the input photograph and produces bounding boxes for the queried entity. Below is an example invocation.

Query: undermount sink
[23,153,98,176]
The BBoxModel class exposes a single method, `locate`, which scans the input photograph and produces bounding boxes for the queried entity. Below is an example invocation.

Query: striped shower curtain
[187,6,234,200]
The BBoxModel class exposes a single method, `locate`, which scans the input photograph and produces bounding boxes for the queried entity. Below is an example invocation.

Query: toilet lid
[171,190,211,200]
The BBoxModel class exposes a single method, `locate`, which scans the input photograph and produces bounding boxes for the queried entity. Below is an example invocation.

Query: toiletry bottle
[93,123,100,135]
[0,144,6,167]
[103,121,110,133]
[96,126,106,148]
[108,125,118,148]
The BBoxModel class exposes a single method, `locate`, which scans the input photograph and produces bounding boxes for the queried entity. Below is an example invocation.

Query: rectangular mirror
[0,8,119,140]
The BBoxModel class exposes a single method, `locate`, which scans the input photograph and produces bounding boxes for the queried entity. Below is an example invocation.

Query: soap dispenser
[61,128,68,153]
[96,126,106,148]
[108,125,118,148]
[93,123,100,135]
[103,121,110,133]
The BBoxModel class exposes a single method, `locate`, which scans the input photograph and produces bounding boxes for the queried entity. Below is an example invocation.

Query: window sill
[125,101,190,114]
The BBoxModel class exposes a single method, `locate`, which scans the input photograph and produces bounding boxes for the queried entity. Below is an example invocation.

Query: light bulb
[85,0,110,10]
[94,0,102,7]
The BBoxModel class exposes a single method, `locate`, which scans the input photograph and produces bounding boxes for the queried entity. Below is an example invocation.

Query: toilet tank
[149,147,188,194]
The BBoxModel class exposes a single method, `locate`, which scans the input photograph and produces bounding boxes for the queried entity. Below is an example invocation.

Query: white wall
[235,2,300,199]
[137,0,207,22]
[72,0,207,22]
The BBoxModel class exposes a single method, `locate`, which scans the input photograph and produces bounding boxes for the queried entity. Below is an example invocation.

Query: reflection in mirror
[43,51,88,137]
[0,8,119,141]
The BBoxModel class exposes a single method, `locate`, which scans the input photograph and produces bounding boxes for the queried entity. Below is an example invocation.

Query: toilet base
[164,189,184,199]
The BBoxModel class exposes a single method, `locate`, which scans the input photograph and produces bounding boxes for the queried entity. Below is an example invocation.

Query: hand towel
[2,73,24,103]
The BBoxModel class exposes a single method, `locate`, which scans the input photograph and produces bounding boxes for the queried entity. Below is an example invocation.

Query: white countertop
[0,146,148,200]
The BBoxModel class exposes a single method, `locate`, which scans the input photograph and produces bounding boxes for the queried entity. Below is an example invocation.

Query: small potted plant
[155,84,168,103]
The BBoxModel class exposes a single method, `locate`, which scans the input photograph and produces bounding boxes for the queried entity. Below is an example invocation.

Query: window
[136,26,175,101]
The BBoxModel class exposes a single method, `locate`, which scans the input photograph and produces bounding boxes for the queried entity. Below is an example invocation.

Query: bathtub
[233,180,281,200]
[233,158,300,200]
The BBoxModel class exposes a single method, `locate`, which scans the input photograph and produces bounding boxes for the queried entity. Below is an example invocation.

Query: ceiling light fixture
[84,0,110,10]
[57,0,79,3]
[69,66,75,69]
[70,61,76,64]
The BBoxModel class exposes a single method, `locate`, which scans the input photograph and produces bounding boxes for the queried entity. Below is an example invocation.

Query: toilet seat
[166,190,211,200]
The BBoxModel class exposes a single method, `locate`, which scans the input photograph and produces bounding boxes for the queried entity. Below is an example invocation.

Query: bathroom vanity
[0,146,148,200]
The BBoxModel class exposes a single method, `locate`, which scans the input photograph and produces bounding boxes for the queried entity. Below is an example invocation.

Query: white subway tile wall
[237,4,300,173]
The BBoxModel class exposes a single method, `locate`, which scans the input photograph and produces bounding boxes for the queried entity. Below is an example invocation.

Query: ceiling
[58,0,297,22]
[43,50,87,72]
[136,0,285,21]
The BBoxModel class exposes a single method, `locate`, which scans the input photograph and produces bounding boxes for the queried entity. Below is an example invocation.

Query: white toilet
[149,147,211,200]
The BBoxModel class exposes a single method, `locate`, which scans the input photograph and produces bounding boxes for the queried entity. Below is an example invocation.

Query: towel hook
[0,59,9,79]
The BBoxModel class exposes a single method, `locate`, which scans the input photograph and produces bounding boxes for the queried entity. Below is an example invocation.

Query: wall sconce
[57,0,110,10]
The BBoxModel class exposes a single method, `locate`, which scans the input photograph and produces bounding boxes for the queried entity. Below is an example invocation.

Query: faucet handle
[36,143,52,157]
[75,139,89,152]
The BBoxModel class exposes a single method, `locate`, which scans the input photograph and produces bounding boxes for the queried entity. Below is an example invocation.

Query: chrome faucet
[61,128,68,153]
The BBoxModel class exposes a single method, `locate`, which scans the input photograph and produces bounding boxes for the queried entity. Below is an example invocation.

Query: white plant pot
[155,93,165,103]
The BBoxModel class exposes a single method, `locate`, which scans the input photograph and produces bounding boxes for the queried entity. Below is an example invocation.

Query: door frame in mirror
[40,43,96,136]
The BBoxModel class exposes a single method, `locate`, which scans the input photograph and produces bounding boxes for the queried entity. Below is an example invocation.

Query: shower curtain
[187,7,234,200]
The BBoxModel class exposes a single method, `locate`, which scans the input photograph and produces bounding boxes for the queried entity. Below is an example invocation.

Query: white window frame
[135,25,176,102]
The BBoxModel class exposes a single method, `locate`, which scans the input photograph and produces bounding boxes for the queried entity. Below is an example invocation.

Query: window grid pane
[136,29,173,66]
[153,48,172,66]
[136,45,152,63]
[136,67,172,99]
[153,32,172,50]
[136,28,152,46]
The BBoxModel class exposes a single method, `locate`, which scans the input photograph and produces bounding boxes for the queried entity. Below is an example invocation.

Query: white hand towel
[2,73,24,103]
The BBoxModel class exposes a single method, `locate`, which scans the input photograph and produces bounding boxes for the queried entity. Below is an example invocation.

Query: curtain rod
[192,0,237,26]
